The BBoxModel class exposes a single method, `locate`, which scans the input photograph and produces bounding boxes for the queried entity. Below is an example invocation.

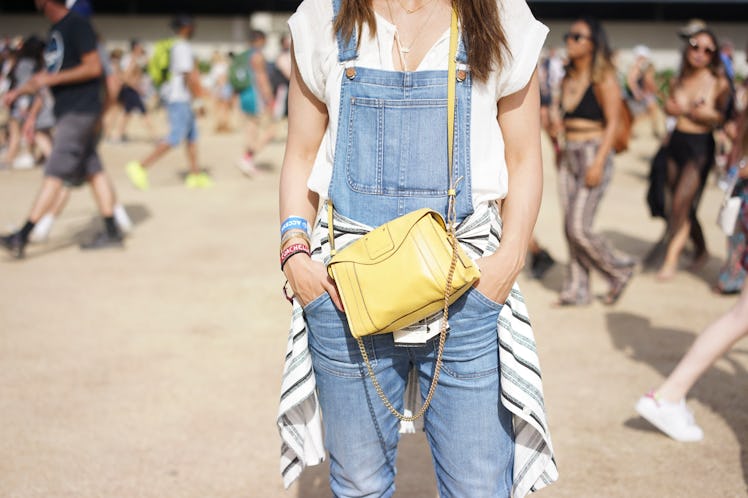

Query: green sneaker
[125,161,149,190]
[196,172,214,188]
[184,172,201,188]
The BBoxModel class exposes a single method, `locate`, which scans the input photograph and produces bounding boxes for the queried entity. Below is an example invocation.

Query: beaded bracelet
[280,228,311,248]
[280,243,311,271]
[280,216,309,237]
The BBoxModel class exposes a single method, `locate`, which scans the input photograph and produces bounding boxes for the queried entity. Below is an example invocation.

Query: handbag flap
[328,208,446,267]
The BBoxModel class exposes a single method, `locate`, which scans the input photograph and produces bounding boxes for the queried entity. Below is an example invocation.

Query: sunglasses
[688,39,716,55]
[564,32,591,43]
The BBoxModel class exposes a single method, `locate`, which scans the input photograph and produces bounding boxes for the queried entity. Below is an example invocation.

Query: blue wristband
[281,216,309,237]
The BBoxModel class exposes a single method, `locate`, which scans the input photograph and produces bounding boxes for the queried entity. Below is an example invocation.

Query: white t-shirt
[288,0,547,206]
[164,39,194,103]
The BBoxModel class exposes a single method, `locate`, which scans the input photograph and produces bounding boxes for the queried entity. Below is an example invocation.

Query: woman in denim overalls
[279,0,550,495]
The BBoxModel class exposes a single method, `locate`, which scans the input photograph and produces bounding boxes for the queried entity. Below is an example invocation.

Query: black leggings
[664,129,715,255]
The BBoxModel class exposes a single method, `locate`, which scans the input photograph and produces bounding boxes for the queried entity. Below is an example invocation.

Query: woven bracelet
[280,243,311,271]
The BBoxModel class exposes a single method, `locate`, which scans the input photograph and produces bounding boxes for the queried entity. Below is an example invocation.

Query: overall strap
[446,8,458,227]
[332,0,359,63]
[456,33,468,65]
[328,9,460,253]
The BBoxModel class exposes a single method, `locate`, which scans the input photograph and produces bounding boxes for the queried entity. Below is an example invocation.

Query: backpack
[229,50,253,92]
[147,38,175,88]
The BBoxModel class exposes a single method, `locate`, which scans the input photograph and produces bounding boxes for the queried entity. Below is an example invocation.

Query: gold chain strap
[353,8,461,422]
[356,230,458,421]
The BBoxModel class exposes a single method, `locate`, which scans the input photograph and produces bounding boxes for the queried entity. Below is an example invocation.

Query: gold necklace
[386,0,439,70]
[397,0,436,14]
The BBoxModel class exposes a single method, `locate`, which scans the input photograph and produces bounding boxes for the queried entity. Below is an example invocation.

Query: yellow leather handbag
[325,10,480,421]
[327,206,479,338]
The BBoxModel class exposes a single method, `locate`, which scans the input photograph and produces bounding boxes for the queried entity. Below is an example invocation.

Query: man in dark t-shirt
[1,0,122,258]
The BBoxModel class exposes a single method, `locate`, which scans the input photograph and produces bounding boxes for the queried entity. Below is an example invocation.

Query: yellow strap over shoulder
[328,8,460,250]
[447,8,458,189]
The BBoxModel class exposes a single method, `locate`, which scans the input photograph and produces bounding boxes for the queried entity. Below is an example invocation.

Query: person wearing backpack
[125,14,212,189]
[235,29,276,177]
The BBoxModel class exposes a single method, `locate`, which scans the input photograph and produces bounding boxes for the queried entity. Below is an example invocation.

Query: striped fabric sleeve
[276,202,559,494]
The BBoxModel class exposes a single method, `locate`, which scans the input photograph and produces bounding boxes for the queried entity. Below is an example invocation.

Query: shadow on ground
[603,229,723,287]
[606,311,748,488]
[24,203,151,259]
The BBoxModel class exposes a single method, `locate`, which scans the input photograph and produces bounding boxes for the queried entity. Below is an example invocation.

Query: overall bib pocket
[345,97,452,196]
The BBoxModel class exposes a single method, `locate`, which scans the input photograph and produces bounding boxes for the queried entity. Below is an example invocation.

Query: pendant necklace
[386,0,439,71]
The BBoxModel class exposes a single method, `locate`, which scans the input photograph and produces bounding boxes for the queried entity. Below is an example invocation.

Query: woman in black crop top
[554,17,634,306]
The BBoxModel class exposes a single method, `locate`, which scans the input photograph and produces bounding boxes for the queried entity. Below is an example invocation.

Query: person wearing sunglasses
[656,27,731,281]
[554,17,634,306]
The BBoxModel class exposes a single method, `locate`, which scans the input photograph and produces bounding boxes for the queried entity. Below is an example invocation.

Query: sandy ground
[1,108,747,498]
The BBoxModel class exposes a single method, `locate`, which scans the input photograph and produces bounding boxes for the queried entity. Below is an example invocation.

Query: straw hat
[677,19,708,39]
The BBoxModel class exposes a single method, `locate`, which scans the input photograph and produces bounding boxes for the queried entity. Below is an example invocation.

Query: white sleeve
[172,42,194,75]
[287,0,335,102]
[496,0,549,98]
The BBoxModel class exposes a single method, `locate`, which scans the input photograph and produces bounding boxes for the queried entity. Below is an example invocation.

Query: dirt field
[1,110,746,498]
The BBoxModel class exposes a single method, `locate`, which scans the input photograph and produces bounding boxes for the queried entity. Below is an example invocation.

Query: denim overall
[328,7,473,226]
[303,3,515,496]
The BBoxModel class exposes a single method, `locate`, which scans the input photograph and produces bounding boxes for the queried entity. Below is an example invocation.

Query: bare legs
[186,141,199,175]
[88,172,116,218]
[140,141,172,169]
[27,172,116,223]
[246,115,276,156]
[656,278,748,402]
[634,280,747,441]
[657,156,710,280]
[2,119,22,165]
[113,111,156,142]
[33,131,53,161]
[27,176,67,223]
[214,97,233,133]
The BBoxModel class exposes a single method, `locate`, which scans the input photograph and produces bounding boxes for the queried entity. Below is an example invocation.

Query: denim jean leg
[304,294,410,497]
[418,288,514,497]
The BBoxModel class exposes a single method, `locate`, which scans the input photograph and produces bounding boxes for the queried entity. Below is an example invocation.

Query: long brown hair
[564,17,615,84]
[332,0,507,83]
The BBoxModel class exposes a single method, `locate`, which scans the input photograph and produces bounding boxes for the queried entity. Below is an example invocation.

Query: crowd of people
[0,0,747,493]
[533,16,748,444]
[0,2,291,250]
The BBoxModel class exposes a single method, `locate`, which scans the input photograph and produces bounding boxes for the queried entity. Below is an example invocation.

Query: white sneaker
[29,213,55,243]
[236,154,258,178]
[635,392,704,442]
[13,152,35,170]
[113,204,133,234]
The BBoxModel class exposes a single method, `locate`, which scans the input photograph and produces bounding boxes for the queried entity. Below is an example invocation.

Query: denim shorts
[166,101,197,146]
